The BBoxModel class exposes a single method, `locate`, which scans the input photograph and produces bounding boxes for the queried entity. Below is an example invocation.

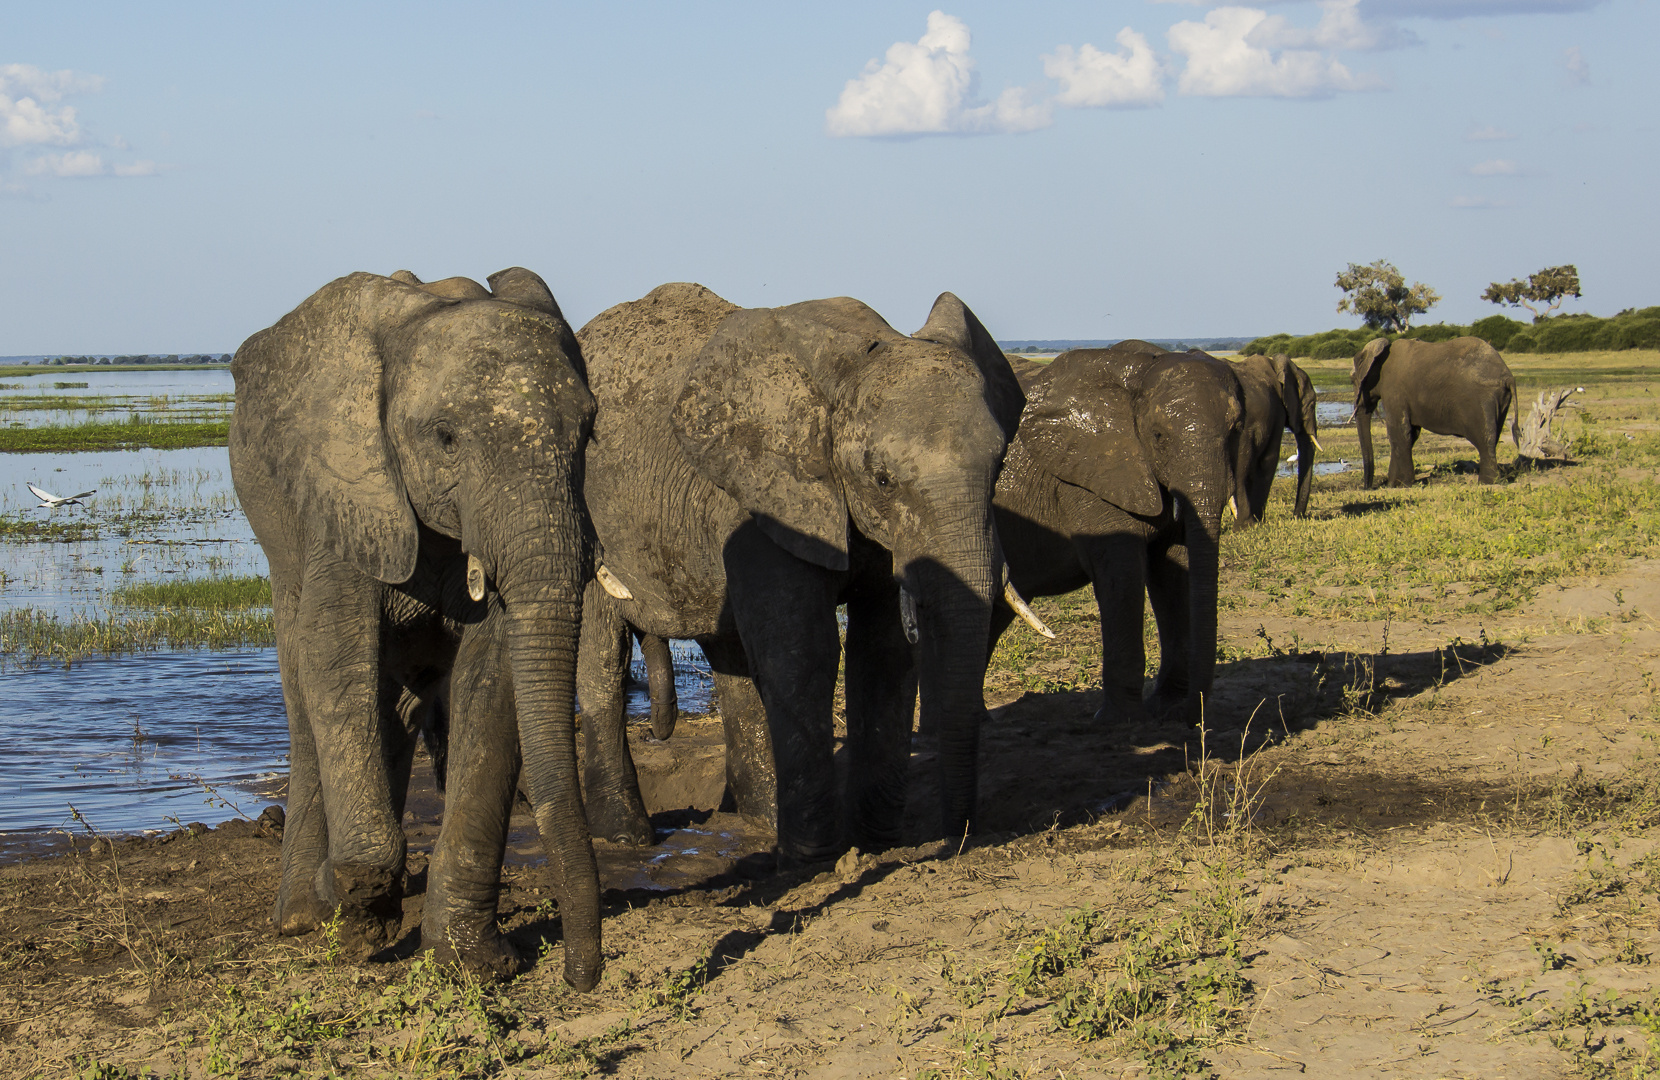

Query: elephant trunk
[1184,499,1223,729]
[495,514,601,992]
[902,496,997,840]
[1292,431,1315,518]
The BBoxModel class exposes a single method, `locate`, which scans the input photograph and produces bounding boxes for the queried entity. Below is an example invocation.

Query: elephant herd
[228,268,1521,990]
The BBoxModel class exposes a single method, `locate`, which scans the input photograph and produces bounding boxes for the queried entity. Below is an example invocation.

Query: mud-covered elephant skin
[1230,353,1319,527]
[992,342,1244,727]
[574,283,1023,863]
[229,268,602,988]
[1351,336,1519,488]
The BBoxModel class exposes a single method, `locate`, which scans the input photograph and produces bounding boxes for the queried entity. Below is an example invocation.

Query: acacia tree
[1481,264,1581,319]
[1335,260,1440,333]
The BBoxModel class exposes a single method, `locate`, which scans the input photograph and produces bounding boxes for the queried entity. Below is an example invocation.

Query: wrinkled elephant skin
[992,343,1245,728]
[572,283,1024,863]
[229,268,603,989]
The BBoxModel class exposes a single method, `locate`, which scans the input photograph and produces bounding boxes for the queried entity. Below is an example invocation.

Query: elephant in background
[1231,353,1320,527]
[992,342,1244,727]
[1351,336,1519,488]
[574,283,1024,863]
[230,268,602,988]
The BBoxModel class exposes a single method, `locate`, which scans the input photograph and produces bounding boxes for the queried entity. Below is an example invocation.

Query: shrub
[1471,314,1526,351]
[1399,322,1471,344]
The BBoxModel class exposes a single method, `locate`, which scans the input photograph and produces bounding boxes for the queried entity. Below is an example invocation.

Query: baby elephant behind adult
[1231,353,1320,528]
[1351,336,1519,488]
[992,343,1245,727]
[230,268,602,989]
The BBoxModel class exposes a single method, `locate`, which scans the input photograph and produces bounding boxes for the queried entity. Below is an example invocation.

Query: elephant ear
[913,292,1025,442]
[1353,337,1390,412]
[672,308,849,571]
[1019,352,1162,517]
[487,267,563,319]
[231,272,447,584]
[1269,355,1304,435]
[1287,359,1318,437]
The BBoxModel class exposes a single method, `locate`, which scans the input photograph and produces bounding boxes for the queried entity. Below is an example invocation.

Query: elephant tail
[1507,373,1521,449]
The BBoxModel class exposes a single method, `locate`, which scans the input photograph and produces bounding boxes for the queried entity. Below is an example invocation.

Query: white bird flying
[26,482,96,508]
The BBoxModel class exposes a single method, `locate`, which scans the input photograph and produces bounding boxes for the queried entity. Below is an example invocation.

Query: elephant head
[229,268,602,988]
[1019,346,1244,720]
[672,291,1023,834]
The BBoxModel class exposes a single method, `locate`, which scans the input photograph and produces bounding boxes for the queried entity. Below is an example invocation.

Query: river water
[0,367,711,839]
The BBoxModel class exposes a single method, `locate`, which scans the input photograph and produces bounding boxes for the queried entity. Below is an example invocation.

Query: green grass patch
[112,575,271,608]
[0,513,100,542]
[0,605,274,669]
[0,415,230,452]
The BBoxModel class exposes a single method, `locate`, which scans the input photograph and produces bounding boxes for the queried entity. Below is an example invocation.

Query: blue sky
[1,1,1650,351]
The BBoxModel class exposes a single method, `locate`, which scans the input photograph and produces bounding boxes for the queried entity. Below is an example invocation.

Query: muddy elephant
[229,268,602,988]
[1352,336,1519,488]
[1231,353,1320,527]
[992,342,1244,727]
[573,283,1024,863]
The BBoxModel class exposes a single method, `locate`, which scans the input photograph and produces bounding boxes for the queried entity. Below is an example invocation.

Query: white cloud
[1362,0,1604,17]
[826,11,1052,137]
[1468,158,1519,175]
[27,150,106,177]
[113,160,158,177]
[0,64,104,102]
[1169,6,1382,97]
[1,93,80,147]
[1043,30,1166,108]
[1252,0,1417,51]
[1465,124,1515,141]
[1564,45,1590,85]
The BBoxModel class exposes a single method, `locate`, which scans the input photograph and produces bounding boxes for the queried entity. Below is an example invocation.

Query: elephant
[1351,336,1519,488]
[991,341,1245,727]
[1230,353,1320,527]
[229,267,602,988]
[572,283,1024,864]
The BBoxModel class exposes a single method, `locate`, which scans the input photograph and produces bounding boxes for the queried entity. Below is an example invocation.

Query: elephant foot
[587,799,654,846]
[1093,696,1146,727]
[331,863,406,956]
[271,891,332,937]
[422,925,524,982]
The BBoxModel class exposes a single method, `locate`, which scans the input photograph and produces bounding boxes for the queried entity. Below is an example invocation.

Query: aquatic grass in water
[0,604,274,669]
[112,575,271,608]
[0,513,100,542]
[0,416,230,452]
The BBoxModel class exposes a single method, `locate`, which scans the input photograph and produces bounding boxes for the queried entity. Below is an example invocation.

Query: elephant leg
[1385,413,1416,487]
[1079,533,1149,726]
[423,612,523,979]
[842,573,918,853]
[638,632,679,741]
[292,560,406,954]
[272,613,332,936]
[701,636,777,834]
[576,583,653,845]
[1145,530,1191,722]
[1475,407,1502,483]
[724,524,841,865]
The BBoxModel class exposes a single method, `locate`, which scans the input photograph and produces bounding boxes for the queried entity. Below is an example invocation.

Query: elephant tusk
[1226,495,1239,520]
[1310,434,1324,453]
[1004,581,1056,639]
[466,553,488,602]
[596,564,633,601]
[899,588,920,645]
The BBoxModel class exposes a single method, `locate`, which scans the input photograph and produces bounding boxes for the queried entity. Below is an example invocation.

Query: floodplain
[4,351,1660,1078]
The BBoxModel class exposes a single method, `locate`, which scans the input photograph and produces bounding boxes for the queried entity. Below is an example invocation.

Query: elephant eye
[874,470,893,489]
[432,420,459,455]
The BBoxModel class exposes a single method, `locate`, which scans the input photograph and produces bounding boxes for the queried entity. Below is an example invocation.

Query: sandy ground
[5,550,1660,1077]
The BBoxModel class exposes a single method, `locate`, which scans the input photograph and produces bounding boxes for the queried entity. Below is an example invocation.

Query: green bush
[1471,314,1526,351]
[1504,307,1660,354]
[1399,322,1471,344]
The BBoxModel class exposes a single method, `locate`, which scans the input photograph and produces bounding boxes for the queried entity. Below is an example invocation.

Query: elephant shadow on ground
[1337,498,1407,516]
[900,638,1509,845]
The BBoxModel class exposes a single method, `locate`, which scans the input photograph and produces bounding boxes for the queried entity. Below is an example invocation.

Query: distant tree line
[1246,260,1657,358]
[40,353,233,366]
